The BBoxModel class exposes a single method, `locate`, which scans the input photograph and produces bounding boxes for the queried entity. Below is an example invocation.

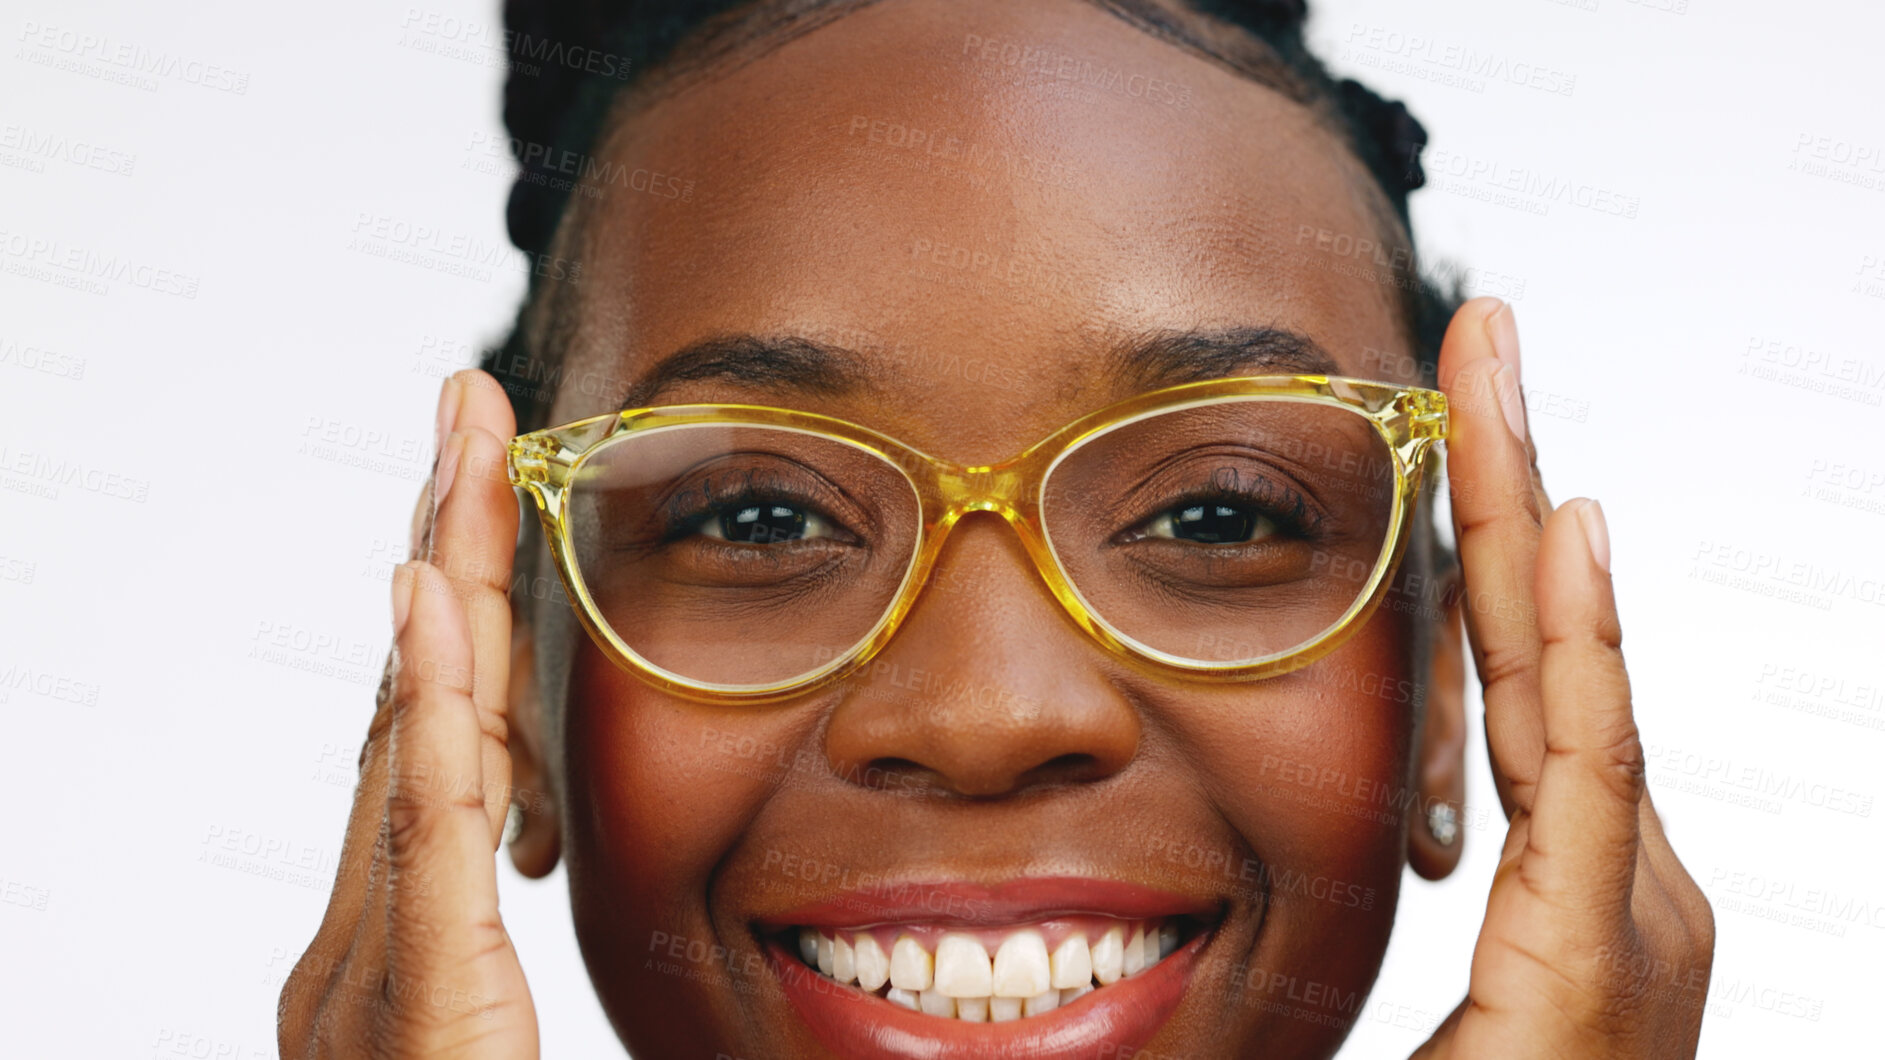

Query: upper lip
[751,875,1225,931]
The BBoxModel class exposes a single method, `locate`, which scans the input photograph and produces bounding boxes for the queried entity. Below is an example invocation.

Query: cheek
[1159,608,1420,966]
[564,644,812,894]
[560,644,818,1028]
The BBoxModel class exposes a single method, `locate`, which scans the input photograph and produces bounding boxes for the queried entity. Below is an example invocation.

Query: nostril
[1019,753,1108,788]
[851,753,1115,799]
[859,757,931,792]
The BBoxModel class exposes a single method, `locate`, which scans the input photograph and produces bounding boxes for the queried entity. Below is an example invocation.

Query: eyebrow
[1100,325,1341,392]
[613,326,1342,409]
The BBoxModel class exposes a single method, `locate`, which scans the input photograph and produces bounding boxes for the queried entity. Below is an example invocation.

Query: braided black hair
[484,0,1457,428]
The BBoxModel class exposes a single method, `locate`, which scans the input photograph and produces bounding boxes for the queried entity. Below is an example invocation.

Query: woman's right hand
[278,371,539,1059]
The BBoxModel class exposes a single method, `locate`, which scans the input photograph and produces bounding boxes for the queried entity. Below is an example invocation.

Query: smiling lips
[793,916,1186,1021]
[758,878,1219,1058]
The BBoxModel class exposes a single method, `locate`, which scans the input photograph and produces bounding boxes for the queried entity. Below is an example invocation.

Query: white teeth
[934,933,994,997]
[1049,934,1092,990]
[890,934,933,991]
[1092,926,1124,984]
[853,934,890,992]
[1023,989,1060,1016]
[832,934,856,983]
[1123,926,1146,977]
[796,918,1189,1022]
[991,930,1050,998]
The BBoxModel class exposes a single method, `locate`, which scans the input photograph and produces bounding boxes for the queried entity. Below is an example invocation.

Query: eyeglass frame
[507,374,1449,704]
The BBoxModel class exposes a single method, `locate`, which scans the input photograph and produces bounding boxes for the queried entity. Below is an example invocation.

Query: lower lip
[763,930,1208,1060]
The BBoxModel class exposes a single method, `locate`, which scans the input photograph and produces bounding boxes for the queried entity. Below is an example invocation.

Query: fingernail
[392,563,416,636]
[434,431,466,509]
[435,376,462,451]
[1484,301,1521,376]
[1493,363,1528,441]
[1576,499,1611,573]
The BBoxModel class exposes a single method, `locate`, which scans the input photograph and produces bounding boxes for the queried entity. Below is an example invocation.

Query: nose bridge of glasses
[933,461,1033,523]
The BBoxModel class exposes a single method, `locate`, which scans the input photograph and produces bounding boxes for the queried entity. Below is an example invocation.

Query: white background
[2,0,1881,1056]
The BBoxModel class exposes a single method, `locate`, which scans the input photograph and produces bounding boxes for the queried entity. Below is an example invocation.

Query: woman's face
[523,0,1455,1055]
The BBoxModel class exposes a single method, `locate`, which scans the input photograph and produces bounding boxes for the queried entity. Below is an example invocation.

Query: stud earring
[503,799,525,846]
[1426,802,1459,847]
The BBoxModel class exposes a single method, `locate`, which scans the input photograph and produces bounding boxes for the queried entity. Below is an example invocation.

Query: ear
[1408,552,1467,881]
[506,608,561,879]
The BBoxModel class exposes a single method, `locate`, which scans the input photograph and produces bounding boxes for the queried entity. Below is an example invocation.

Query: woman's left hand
[1411,297,1716,1059]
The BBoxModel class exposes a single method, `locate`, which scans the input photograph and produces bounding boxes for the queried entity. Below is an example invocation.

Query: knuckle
[1676,874,1717,958]
[1452,469,1545,533]
[383,795,445,862]
[1589,605,1624,652]
[1546,719,1645,804]
[1594,725,1648,802]
[1475,640,1540,694]
[391,647,474,702]
[280,965,318,1015]
[462,584,512,648]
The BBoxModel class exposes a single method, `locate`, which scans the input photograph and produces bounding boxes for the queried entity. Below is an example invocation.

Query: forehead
[544,0,1407,458]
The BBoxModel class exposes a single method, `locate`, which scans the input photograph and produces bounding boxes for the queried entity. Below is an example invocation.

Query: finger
[284,383,516,1046]
[1526,498,1643,917]
[279,610,409,1042]
[424,372,520,838]
[381,561,509,1014]
[423,369,519,580]
[1436,296,1548,816]
[1481,302,1552,515]
[405,372,458,561]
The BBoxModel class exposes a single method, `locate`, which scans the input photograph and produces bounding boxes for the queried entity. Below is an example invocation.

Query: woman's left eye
[1141,503,1276,545]
[697,504,837,544]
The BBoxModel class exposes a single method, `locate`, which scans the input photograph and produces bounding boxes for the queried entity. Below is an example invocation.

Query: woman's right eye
[1139,503,1278,545]
[695,503,838,544]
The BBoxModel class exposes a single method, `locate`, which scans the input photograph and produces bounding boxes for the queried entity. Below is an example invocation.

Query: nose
[822,514,1142,798]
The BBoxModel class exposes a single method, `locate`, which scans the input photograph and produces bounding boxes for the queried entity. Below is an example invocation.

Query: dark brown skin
[277,1,1714,1057]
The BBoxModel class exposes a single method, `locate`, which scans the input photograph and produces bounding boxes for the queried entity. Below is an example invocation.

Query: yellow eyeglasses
[508,375,1447,703]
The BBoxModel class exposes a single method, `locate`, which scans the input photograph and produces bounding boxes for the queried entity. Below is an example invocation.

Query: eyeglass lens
[563,401,1395,689]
